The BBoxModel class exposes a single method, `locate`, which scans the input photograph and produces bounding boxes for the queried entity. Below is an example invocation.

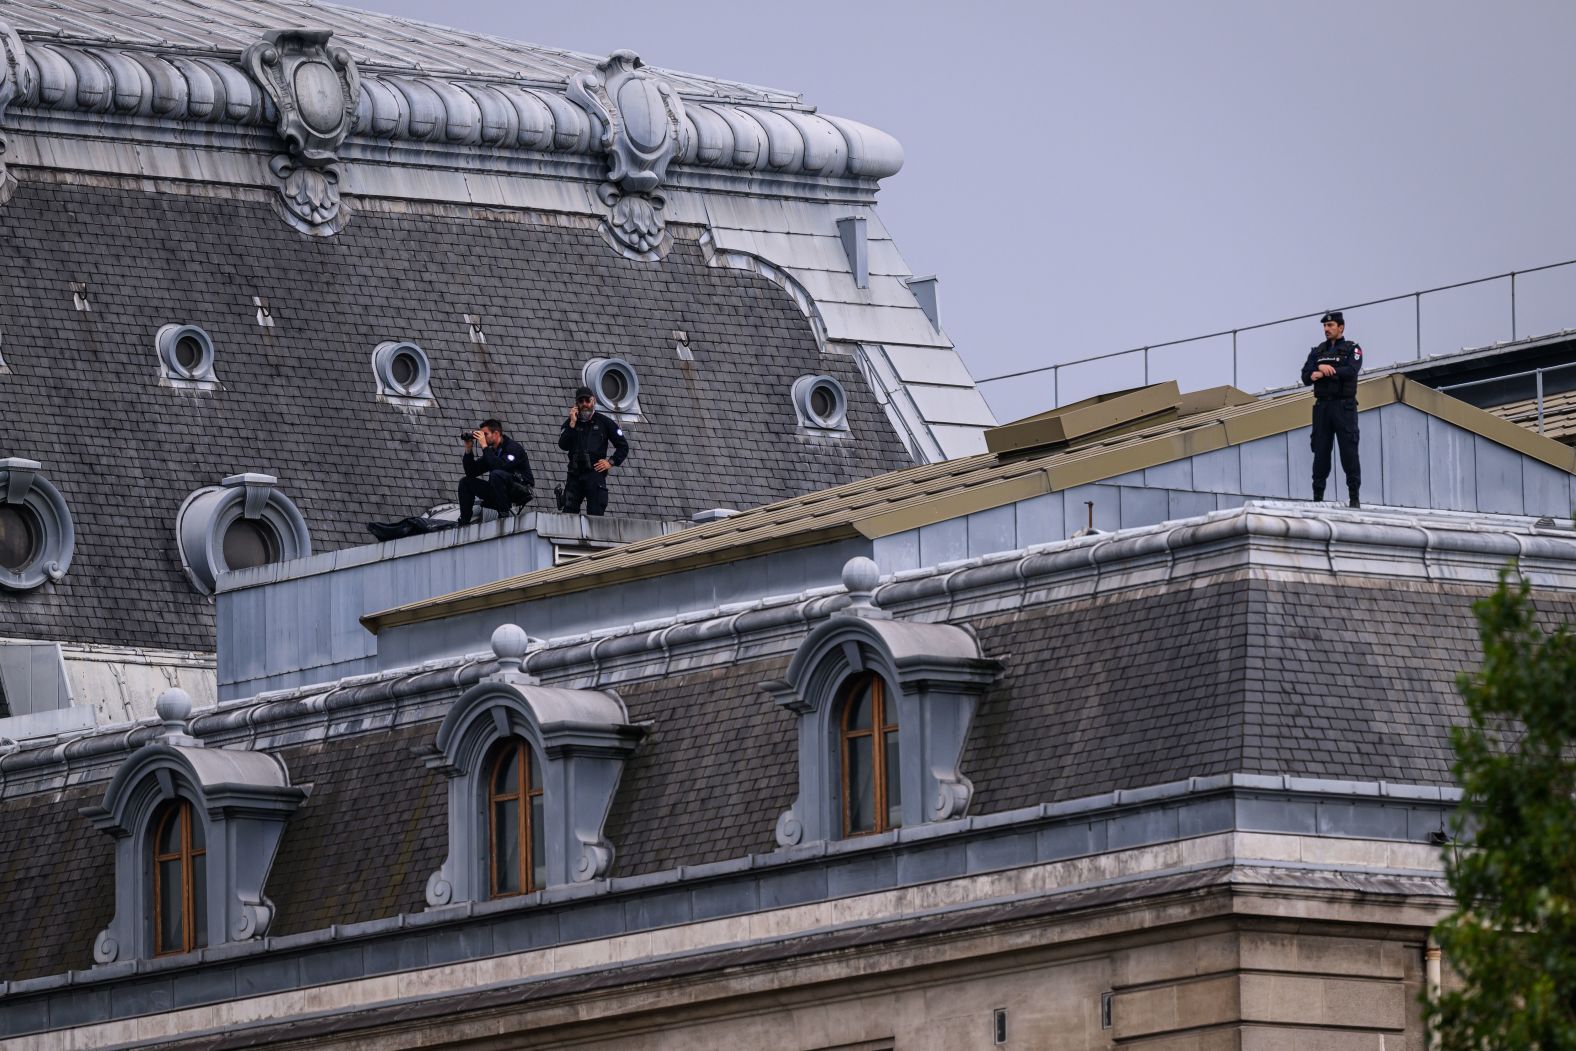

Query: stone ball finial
[491,623,531,671]
[155,688,193,728]
[842,556,881,598]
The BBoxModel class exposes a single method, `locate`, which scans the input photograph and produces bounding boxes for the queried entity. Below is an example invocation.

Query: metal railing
[977,258,1576,407]
[1438,359,1576,435]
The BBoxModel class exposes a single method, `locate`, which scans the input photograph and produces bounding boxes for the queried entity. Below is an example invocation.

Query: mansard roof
[0,179,912,652]
[3,512,1565,983]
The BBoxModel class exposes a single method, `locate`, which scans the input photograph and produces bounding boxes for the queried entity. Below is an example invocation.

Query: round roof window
[222,518,278,572]
[174,474,312,594]
[582,357,640,414]
[810,383,838,421]
[793,375,849,431]
[390,349,421,389]
[0,505,40,572]
[372,341,432,400]
[173,333,205,373]
[156,324,217,384]
[0,459,76,591]
[599,367,629,405]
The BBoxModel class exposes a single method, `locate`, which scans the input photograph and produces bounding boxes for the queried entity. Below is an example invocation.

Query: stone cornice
[5,34,903,185]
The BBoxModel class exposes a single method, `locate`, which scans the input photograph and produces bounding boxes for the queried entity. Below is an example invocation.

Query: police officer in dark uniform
[558,386,629,516]
[457,417,534,526]
[1300,310,1364,507]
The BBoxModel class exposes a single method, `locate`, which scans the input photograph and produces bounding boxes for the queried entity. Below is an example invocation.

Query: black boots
[1311,484,1360,508]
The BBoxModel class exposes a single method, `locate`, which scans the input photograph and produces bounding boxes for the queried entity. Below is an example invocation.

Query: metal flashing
[984,382,1182,456]
[1400,377,1576,473]
[1177,385,1257,415]
[854,472,1051,539]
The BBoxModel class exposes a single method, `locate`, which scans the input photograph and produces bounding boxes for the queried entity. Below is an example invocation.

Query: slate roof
[0,178,912,651]
[0,0,803,105]
[0,571,1547,982]
[1489,389,1576,446]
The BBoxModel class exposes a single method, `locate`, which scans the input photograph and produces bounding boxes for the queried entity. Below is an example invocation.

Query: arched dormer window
[83,689,306,964]
[152,799,208,956]
[839,672,900,837]
[765,558,1003,848]
[424,626,646,908]
[487,738,545,897]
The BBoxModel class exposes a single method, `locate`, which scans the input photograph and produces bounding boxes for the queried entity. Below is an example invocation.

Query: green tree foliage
[1431,574,1576,1050]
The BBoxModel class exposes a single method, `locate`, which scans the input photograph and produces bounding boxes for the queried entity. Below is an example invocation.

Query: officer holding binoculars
[457,418,534,526]
[558,386,630,516]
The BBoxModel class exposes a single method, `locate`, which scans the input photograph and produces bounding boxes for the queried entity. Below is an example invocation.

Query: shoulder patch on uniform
[615,428,623,436]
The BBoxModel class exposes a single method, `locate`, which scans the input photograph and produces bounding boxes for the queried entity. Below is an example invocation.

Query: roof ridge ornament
[154,687,201,747]
[242,29,362,236]
[488,623,545,684]
[568,50,687,260]
[0,21,33,207]
[838,556,890,619]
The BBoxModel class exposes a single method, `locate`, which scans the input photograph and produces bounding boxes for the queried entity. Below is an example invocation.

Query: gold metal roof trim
[363,374,1576,634]
[984,382,1182,456]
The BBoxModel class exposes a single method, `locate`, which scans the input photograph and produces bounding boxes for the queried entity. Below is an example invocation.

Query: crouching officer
[458,417,534,526]
[558,386,629,516]
[1300,310,1363,507]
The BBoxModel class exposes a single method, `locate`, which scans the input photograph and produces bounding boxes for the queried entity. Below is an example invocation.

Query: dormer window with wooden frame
[840,672,901,837]
[766,558,1002,849]
[84,689,306,965]
[152,798,208,956]
[487,738,546,898]
[424,626,645,908]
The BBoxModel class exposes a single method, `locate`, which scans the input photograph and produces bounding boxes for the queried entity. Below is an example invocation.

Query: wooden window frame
[487,738,543,898]
[840,672,900,837]
[151,799,205,956]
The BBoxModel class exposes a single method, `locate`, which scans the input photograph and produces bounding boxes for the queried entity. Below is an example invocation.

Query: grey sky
[351,0,1576,423]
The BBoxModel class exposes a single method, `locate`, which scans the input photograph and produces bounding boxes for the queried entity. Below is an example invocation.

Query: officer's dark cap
[574,386,595,400]
[1320,310,1345,325]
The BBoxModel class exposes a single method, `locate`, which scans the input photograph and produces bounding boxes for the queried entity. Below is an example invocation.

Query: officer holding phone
[557,387,629,516]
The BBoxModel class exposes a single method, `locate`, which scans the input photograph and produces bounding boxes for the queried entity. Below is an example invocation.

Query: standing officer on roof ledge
[559,385,630,516]
[1301,310,1363,508]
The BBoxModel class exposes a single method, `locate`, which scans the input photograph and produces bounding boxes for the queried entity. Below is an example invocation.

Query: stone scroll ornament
[243,30,361,236]
[0,21,34,207]
[568,51,687,260]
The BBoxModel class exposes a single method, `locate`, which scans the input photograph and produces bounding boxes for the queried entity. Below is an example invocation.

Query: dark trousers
[458,469,517,525]
[1311,398,1361,495]
[562,469,608,516]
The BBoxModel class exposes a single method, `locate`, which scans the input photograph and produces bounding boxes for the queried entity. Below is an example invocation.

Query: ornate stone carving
[0,22,33,206]
[83,689,308,963]
[763,558,1003,847]
[243,30,361,235]
[423,625,646,906]
[569,51,686,259]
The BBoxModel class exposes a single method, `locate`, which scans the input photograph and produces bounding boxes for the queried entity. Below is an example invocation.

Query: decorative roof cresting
[0,2,903,192]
